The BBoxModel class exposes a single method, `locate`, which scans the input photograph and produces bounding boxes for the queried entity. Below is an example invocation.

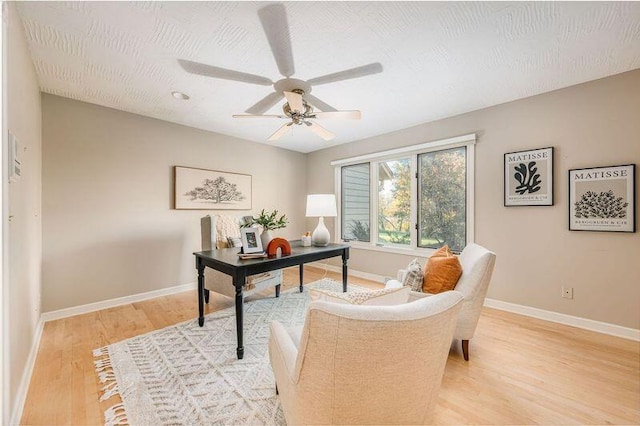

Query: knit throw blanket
[94,279,359,425]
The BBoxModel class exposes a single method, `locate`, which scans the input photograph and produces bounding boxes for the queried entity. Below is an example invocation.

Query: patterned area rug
[94,279,361,425]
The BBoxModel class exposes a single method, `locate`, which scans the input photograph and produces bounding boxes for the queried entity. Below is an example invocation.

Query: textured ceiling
[15,1,640,153]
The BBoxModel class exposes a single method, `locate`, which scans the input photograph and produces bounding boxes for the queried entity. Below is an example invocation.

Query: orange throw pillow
[423,245,462,294]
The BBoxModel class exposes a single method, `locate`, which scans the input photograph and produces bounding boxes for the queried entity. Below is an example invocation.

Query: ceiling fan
[178,4,382,141]
[232,89,361,141]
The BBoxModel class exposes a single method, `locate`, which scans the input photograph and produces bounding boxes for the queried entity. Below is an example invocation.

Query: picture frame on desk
[241,227,264,253]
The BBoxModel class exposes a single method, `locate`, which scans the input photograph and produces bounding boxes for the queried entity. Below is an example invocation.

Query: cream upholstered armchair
[389,243,496,361]
[269,291,463,425]
[200,215,282,302]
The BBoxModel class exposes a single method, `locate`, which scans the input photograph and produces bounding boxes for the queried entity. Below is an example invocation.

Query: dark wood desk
[193,241,350,359]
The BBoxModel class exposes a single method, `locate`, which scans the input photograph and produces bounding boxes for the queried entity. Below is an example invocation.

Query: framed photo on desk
[241,228,263,253]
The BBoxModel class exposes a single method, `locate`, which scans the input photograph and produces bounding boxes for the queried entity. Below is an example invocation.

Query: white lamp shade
[306,194,337,217]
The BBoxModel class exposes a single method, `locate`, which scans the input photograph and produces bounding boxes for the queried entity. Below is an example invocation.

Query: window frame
[333,134,475,256]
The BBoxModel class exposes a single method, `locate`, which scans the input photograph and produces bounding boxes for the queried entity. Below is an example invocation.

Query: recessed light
[171,91,190,100]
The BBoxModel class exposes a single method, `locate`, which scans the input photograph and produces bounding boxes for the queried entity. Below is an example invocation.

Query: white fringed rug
[94,279,360,426]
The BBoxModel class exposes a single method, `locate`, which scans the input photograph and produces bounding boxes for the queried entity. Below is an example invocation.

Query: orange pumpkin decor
[266,238,292,257]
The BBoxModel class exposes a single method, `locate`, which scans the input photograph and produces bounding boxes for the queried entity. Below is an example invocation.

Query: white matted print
[174,166,251,210]
[241,228,263,253]
[504,147,554,206]
[569,164,635,232]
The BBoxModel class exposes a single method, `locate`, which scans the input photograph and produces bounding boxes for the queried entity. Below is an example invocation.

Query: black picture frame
[568,164,636,232]
[504,147,554,206]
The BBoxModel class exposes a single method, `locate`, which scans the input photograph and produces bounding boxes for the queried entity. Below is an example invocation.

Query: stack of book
[238,252,268,260]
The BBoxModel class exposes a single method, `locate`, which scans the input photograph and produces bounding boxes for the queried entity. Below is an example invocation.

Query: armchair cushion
[423,245,463,294]
[214,215,242,249]
[226,236,242,248]
[309,286,410,306]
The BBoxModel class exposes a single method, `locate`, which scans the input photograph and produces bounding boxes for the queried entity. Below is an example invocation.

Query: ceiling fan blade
[258,4,295,78]
[245,92,284,114]
[268,123,293,141]
[177,59,272,86]
[232,114,287,119]
[305,94,337,112]
[283,91,304,113]
[307,62,383,86]
[307,121,335,141]
[313,110,361,120]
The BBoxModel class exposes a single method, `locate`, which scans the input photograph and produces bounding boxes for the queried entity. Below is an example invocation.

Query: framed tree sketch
[174,166,251,210]
[569,164,636,232]
[504,147,554,206]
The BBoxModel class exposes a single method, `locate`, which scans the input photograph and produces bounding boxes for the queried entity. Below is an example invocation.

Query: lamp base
[311,216,330,247]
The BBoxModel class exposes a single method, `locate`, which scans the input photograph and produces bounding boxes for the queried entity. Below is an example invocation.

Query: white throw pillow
[309,286,410,306]
[402,259,424,292]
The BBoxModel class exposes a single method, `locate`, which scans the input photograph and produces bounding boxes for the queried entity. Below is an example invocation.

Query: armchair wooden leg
[204,289,210,304]
[275,383,279,395]
[462,339,470,361]
[275,284,281,298]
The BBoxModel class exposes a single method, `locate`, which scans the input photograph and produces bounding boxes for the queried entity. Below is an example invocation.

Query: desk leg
[342,250,348,293]
[197,260,205,327]
[234,273,246,360]
[299,264,304,292]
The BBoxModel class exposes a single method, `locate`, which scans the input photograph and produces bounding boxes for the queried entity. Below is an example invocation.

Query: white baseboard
[41,281,197,323]
[10,317,44,426]
[11,281,197,424]
[483,298,639,341]
[315,262,639,341]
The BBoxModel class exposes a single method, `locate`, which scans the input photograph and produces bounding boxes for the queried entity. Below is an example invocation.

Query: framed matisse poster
[504,147,554,206]
[174,166,252,210]
[568,164,635,232]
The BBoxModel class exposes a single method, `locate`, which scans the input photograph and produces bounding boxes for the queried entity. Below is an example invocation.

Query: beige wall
[307,70,640,329]
[6,1,43,419]
[41,95,307,312]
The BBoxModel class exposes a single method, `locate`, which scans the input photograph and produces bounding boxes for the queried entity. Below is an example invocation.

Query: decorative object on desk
[174,166,251,210]
[241,227,263,253]
[504,147,554,206]
[301,232,312,247]
[243,209,288,248]
[569,164,635,232]
[93,279,361,426]
[266,237,291,257]
[306,194,337,246]
[238,252,268,260]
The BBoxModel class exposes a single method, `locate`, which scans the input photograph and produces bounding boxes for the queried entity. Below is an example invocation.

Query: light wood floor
[21,266,640,425]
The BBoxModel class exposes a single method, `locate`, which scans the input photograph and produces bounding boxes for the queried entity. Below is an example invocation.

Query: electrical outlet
[562,286,573,299]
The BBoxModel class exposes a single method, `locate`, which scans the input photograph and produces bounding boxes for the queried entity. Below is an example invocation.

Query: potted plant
[243,209,288,248]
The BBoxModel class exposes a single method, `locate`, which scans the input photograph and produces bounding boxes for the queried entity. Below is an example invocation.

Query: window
[378,159,411,246]
[333,134,475,254]
[418,147,467,252]
[341,163,370,242]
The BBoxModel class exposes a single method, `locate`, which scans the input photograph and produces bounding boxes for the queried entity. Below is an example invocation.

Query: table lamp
[306,194,337,246]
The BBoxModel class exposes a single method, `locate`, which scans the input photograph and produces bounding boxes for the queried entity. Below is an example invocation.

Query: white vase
[261,230,274,250]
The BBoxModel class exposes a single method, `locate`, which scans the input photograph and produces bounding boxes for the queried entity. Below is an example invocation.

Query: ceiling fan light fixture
[171,91,190,100]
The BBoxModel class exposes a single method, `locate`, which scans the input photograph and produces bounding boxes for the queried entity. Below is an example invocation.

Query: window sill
[340,241,437,258]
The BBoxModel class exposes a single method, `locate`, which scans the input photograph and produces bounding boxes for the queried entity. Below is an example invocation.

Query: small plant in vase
[242,209,288,249]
